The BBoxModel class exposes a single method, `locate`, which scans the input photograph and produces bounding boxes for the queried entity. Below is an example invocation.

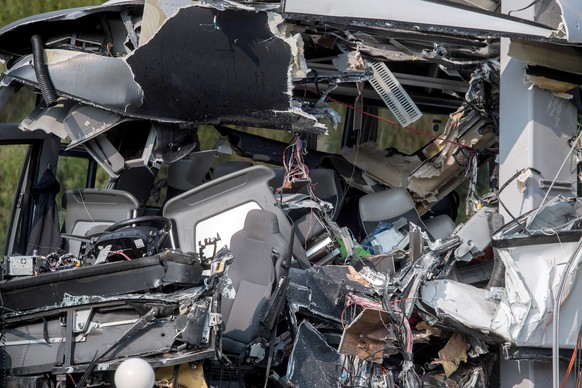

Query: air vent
[368,60,422,127]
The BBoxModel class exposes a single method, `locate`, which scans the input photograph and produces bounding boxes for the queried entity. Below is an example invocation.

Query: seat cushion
[222,279,270,353]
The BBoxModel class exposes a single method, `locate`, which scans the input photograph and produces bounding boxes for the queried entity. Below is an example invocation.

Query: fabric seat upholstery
[221,209,290,354]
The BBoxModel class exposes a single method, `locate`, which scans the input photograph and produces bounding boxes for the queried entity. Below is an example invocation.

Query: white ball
[114,358,155,388]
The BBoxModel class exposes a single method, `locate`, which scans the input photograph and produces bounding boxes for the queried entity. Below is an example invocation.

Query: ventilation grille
[368,60,422,127]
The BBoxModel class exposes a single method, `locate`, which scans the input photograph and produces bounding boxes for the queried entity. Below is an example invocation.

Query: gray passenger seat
[165,150,218,202]
[163,165,310,268]
[359,188,456,241]
[212,160,253,179]
[359,188,428,235]
[221,209,290,354]
[424,214,456,241]
[62,188,139,255]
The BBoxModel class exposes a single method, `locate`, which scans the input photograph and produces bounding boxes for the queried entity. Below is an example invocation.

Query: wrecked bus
[0,0,581,387]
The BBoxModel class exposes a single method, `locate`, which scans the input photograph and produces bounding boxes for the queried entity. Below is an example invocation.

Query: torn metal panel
[422,279,502,335]
[491,222,582,348]
[63,105,131,148]
[556,0,582,43]
[287,321,343,387]
[125,6,321,132]
[508,40,582,76]
[282,0,560,40]
[0,4,330,134]
[424,197,582,348]
[421,280,504,342]
[126,5,293,123]
[3,49,143,111]
[338,308,399,363]
[18,99,76,139]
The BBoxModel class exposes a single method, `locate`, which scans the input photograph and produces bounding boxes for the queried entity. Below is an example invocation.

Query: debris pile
[1,0,582,387]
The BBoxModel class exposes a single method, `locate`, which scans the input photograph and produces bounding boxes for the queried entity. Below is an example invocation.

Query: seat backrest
[212,160,253,179]
[62,188,139,255]
[221,209,290,354]
[424,214,456,241]
[163,165,310,267]
[165,150,218,201]
[359,188,431,238]
[307,168,345,220]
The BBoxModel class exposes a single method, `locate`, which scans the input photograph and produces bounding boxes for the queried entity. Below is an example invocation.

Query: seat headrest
[243,209,279,240]
[213,160,254,179]
[359,188,415,223]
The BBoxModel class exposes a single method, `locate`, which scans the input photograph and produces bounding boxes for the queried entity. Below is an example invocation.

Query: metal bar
[283,0,557,40]
[307,63,468,93]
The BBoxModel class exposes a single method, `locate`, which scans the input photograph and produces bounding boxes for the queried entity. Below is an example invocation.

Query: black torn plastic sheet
[287,265,375,321]
[287,321,343,387]
[0,3,329,133]
[126,7,296,128]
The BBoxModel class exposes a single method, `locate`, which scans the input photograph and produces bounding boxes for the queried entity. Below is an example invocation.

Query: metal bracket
[73,309,92,333]
[209,313,222,327]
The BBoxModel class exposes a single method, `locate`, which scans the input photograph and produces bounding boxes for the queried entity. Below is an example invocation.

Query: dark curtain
[26,169,61,256]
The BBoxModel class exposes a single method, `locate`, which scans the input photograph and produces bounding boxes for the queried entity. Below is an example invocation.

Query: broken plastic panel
[368,60,422,127]
[287,321,343,386]
[282,0,559,40]
[454,207,501,261]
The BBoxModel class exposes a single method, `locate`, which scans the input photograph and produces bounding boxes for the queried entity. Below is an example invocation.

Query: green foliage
[0,145,28,251]
[0,1,104,252]
[0,0,103,27]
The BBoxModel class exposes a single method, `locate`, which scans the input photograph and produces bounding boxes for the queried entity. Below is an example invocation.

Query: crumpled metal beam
[282,0,560,41]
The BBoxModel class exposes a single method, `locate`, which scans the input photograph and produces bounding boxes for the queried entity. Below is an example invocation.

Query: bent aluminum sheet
[282,0,559,40]
[424,197,582,348]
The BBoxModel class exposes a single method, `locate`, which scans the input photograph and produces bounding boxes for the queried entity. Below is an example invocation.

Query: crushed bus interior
[1,0,582,387]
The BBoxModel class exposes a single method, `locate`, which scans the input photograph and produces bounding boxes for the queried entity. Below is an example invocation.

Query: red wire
[326,95,472,149]
[302,85,475,149]
[110,250,132,261]
[562,331,582,388]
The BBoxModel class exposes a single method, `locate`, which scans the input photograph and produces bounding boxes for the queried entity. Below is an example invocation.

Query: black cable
[496,168,542,237]
[172,364,180,388]
[30,35,58,107]
[0,305,6,388]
